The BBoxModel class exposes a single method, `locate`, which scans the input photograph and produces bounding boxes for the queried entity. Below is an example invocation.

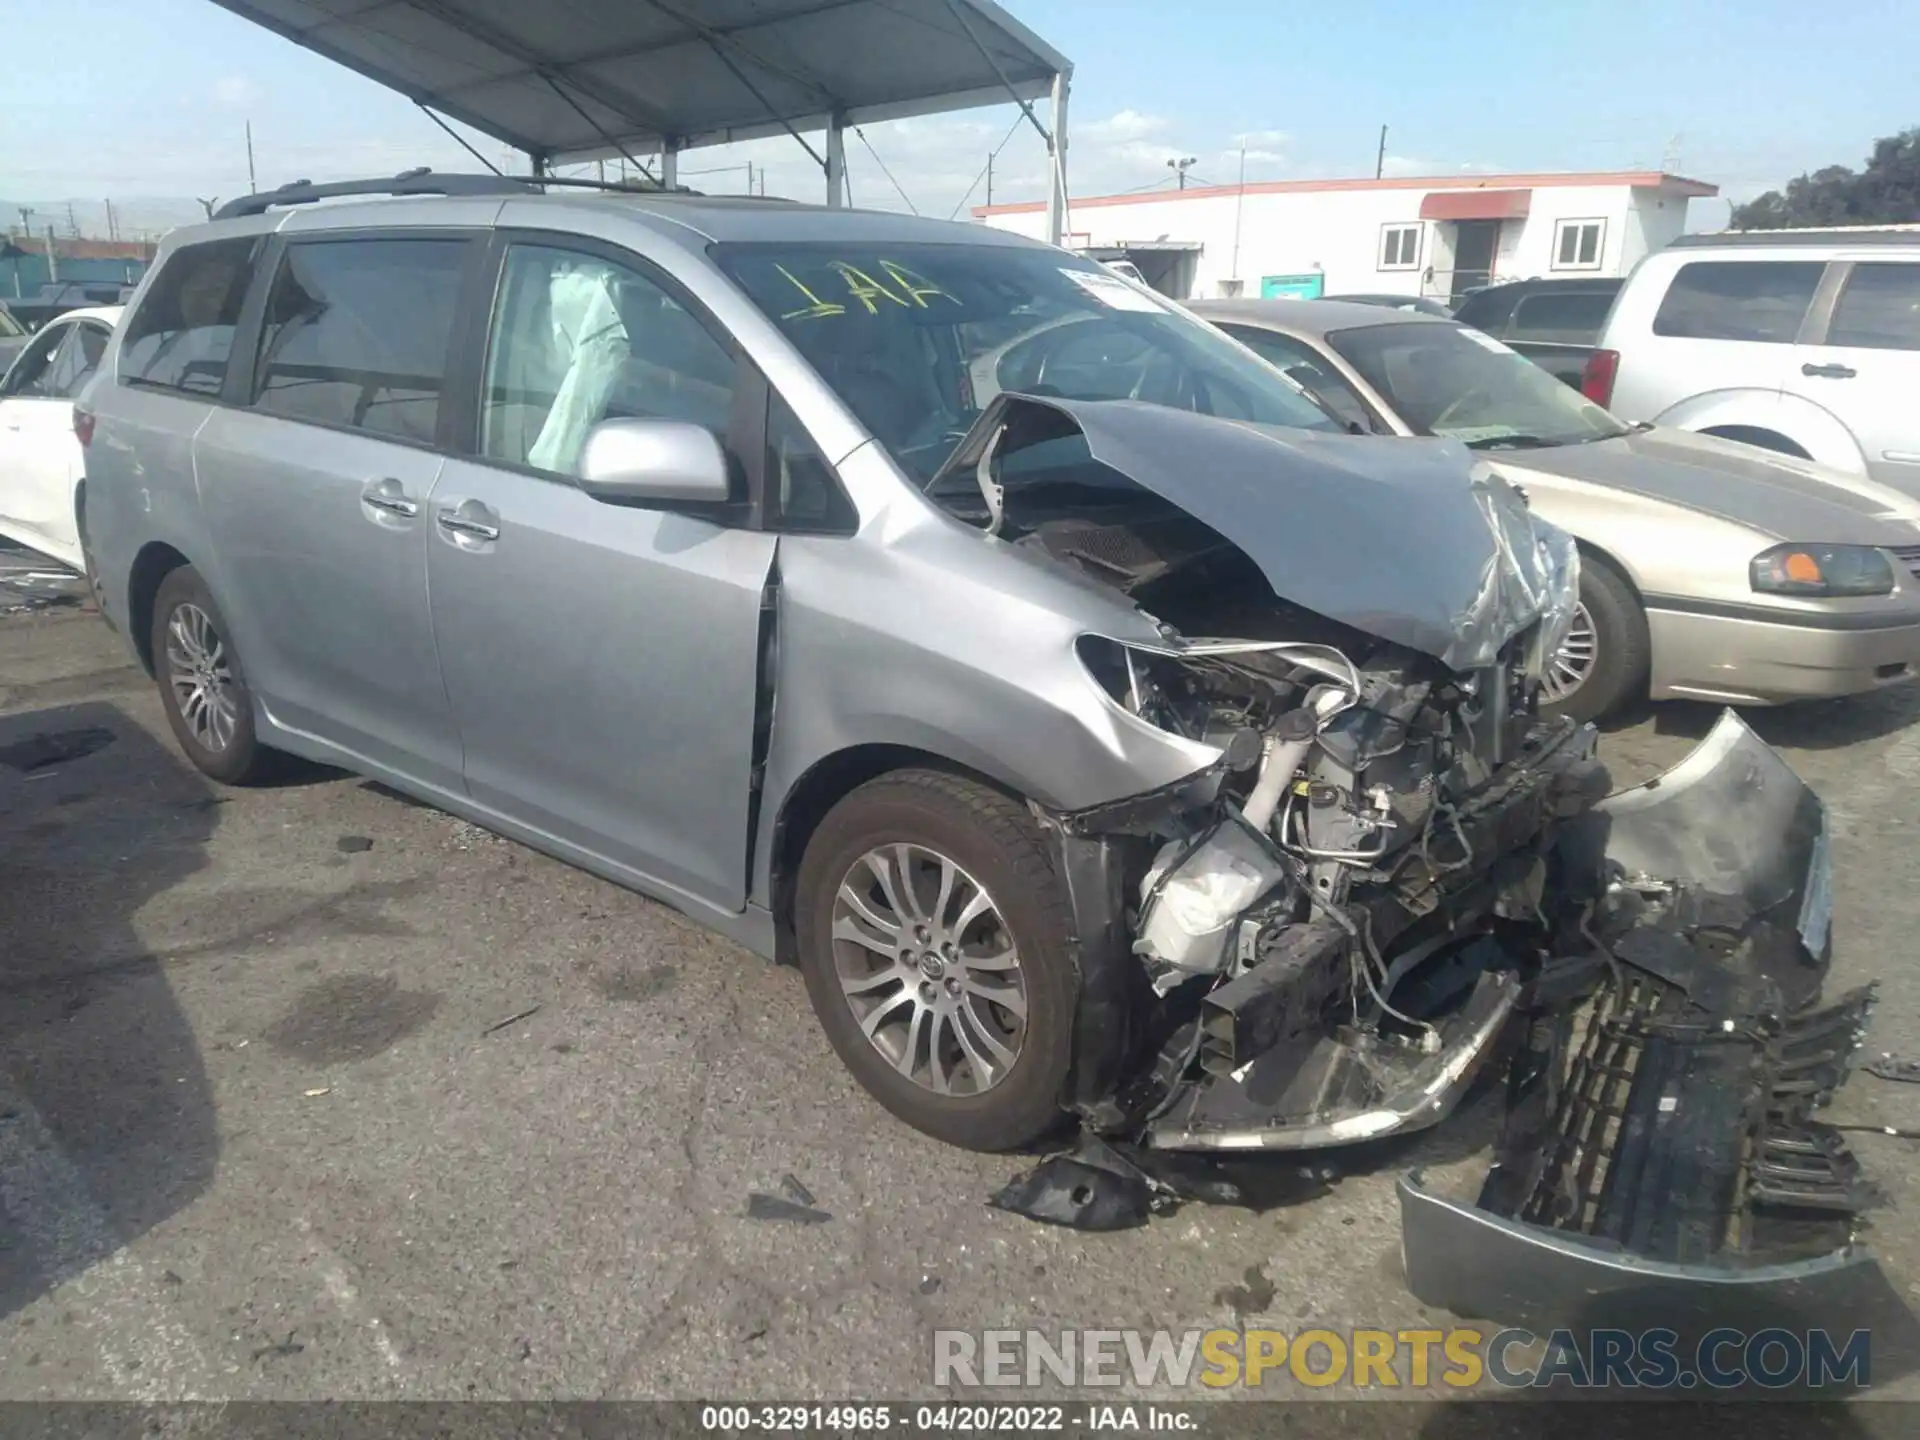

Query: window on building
[119,237,260,397]
[1378,224,1421,271]
[1552,220,1606,270]
[252,238,468,444]
[1826,263,1920,351]
[1651,261,1825,344]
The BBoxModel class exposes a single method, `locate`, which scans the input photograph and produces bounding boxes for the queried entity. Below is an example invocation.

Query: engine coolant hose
[1240,706,1321,834]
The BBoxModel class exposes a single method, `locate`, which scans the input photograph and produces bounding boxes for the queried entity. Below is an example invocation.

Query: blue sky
[3,0,1915,235]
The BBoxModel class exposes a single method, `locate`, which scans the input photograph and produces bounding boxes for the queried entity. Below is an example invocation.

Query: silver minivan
[77,178,1869,1302]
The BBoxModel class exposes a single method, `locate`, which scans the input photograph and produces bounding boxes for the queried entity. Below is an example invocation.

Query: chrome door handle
[1801,362,1856,379]
[436,510,500,542]
[360,478,419,517]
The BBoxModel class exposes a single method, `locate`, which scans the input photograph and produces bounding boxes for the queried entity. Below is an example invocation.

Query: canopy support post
[660,142,679,189]
[1045,71,1070,247]
[825,114,847,207]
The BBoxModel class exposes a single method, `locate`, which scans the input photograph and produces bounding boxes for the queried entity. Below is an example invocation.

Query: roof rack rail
[1670,225,1920,249]
[213,168,699,220]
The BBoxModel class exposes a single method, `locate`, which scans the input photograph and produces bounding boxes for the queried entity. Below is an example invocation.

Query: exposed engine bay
[934,394,1903,1356]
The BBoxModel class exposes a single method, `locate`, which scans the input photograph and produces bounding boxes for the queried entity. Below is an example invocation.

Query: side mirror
[577,417,731,504]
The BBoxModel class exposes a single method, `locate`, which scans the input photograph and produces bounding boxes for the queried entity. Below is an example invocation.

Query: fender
[1657,387,1868,476]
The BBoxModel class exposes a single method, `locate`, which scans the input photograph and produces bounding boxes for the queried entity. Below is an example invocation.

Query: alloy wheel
[828,843,1028,1097]
[1542,601,1599,703]
[165,602,239,751]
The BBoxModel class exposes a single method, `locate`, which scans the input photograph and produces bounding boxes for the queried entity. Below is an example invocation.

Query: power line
[947,112,1027,220]
[855,127,918,214]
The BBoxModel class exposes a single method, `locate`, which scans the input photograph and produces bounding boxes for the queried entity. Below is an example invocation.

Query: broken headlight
[1750,542,1896,598]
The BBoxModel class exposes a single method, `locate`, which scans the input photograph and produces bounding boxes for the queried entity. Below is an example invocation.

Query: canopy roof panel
[212,0,1071,162]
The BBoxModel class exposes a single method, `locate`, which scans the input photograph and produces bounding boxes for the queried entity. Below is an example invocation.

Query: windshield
[1327,321,1628,449]
[712,241,1340,481]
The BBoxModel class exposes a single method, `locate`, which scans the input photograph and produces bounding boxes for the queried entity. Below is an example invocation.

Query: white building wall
[980,180,1706,299]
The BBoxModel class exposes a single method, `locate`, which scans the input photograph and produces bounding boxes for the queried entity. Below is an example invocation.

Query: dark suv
[1452,276,1623,388]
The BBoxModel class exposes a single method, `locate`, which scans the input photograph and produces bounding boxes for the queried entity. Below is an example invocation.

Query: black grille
[1497,977,1875,1264]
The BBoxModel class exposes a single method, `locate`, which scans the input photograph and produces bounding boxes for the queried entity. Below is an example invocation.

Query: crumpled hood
[1501,426,1920,545]
[954,395,1575,673]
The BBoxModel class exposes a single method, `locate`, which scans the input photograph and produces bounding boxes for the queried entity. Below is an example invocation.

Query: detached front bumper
[1400,710,1911,1357]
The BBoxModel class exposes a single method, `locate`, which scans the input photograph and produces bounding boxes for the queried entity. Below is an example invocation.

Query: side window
[1651,260,1825,344]
[1452,286,1521,335]
[1509,291,1615,344]
[252,238,466,444]
[1,323,71,397]
[120,237,259,396]
[1826,263,1920,352]
[1224,325,1375,431]
[481,243,735,478]
[767,390,855,533]
[44,322,110,398]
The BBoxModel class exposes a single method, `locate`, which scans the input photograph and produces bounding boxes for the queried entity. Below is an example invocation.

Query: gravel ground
[4,593,1920,1427]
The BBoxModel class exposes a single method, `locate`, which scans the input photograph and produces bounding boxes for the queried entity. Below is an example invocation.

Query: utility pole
[247,121,258,193]
[986,151,994,207]
[104,198,117,241]
[1168,156,1197,190]
[1230,147,1246,287]
[1375,124,1388,180]
[65,203,79,237]
[17,206,33,239]
[45,225,60,283]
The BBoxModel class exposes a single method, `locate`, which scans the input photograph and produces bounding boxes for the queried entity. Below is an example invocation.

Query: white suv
[1584,227,1920,496]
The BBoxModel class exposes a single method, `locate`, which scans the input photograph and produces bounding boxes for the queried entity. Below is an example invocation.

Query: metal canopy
[209,0,1072,230]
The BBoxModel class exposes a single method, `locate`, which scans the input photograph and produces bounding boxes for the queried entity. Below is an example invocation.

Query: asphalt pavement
[5,589,1920,1418]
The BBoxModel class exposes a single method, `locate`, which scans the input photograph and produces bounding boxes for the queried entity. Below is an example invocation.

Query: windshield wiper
[1462,434,1565,451]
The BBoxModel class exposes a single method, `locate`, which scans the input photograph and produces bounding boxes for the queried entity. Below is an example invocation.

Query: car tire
[1542,555,1649,725]
[150,565,278,785]
[74,488,110,622]
[795,768,1075,1152]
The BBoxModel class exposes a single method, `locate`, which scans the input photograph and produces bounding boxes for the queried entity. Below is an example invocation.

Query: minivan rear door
[194,229,479,793]
[1792,255,1920,497]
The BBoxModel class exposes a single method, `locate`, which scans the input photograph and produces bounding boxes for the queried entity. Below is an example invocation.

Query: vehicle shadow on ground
[0,701,220,1320]
[1606,686,1920,752]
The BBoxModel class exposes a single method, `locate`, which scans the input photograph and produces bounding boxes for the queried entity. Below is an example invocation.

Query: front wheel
[1540,555,1649,724]
[150,565,278,784]
[794,769,1076,1152]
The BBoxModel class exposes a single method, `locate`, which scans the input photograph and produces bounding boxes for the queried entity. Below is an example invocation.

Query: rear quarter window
[1649,259,1825,344]
[1451,286,1521,334]
[119,237,261,396]
[1509,290,1616,344]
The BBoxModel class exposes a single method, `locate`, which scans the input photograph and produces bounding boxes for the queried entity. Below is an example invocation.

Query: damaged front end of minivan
[939,395,1894,1342]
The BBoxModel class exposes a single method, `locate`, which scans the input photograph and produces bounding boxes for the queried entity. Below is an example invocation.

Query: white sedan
[0,305,122,573]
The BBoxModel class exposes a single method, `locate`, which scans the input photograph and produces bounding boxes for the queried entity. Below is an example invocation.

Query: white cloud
[212,76,262,109]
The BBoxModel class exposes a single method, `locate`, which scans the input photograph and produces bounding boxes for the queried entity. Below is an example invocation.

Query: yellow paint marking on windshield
[772,258,963,320]
[829,263,909,315]
[775,263,846,320]
[879,261,960,308]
